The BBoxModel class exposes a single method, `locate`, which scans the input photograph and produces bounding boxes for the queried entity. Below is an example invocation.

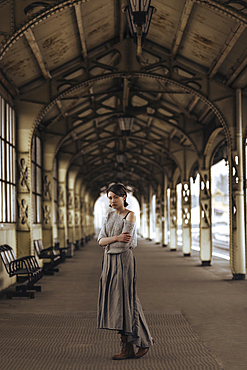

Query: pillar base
[184,253,191,257]
[170,249,177,252]
[162,244,168,248]
[146,238,152,241]
[201,261,211,266]
[232,273,245,280]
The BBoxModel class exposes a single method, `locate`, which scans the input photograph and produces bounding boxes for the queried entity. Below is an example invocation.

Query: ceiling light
[118,116,134,136]
[116,153,126,166]
[123,0,156,55]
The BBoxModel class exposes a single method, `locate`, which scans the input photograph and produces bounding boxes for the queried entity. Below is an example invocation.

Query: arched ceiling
[1,0,247,199]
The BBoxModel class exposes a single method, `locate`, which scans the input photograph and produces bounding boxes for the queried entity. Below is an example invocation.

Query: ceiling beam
[198,106,210,122]
[187,96,199,112]
[69,134,180,168]
[48,52,120,127]
[24,28,51,79]
[171,0,194,58]
[123,77,130,111]
[0,69,18,97]
[57,100,67,118]
[120,0,127,42]
[226,48,247,86]
[81,155,161,179]
[170,129,177,140]
[209,23,246,78]
[19,39,118,93]
[74,3,88,59]
[157,80,192,119]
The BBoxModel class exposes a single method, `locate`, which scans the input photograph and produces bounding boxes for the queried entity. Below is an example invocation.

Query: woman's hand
[117,231,131,243]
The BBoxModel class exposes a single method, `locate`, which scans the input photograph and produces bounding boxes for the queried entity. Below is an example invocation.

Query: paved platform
[0,237,246,370]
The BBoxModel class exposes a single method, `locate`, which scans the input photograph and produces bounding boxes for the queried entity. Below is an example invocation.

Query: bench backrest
[33,239,44,256]
[54,238,60,250]
[0,245,17,274]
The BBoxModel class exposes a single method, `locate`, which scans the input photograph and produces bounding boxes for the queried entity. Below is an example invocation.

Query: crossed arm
[98,232,131,247]
[98,212,136,250]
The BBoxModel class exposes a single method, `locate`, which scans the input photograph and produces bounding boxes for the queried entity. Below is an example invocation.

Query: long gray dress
[97,210,153,348]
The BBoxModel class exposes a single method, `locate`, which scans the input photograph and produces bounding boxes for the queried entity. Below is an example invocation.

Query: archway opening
[94,192,140,237]
[211,159,229,259]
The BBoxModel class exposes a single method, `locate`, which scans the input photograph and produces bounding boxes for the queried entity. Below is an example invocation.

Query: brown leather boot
[134,347,149,359]
[112,335,135,360]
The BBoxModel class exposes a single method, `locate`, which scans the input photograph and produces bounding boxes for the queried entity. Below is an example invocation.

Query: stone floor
[0,237,246,370]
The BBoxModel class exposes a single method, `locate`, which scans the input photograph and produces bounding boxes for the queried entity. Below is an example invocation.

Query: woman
[97,183,154,360]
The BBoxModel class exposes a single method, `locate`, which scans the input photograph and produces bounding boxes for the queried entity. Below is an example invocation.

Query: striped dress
[97,210,153,348]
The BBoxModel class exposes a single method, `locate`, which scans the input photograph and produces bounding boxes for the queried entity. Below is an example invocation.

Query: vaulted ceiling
[1,0,247,199]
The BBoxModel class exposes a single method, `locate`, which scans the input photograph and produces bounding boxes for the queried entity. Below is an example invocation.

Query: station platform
[0,237,246,370]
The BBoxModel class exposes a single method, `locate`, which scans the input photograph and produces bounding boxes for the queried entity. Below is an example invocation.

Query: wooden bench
[54,238,70,261]
[66,238,74,257]
[33,239,61,274]
[0,244,43,298]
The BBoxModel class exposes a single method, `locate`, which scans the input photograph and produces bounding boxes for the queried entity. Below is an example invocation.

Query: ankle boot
[112,335,135,360]
[135,347,149,359]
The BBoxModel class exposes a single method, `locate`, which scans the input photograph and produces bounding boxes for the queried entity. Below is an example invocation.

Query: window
[0,96,16,223]
[53,159,58,224]
[32,135,42,223]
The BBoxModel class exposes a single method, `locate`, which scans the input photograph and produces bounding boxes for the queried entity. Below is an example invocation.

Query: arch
[55,113,198,156]
[0,0,90,60]
[204,127,225,169]
[1,0,247,63]
[172,167,181,187]
[32,73,231,150]
[67,135,180,175]
[210,139,228,167]
[189,160,199,181]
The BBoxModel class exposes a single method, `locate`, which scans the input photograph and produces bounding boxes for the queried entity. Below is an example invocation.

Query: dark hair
[107,183,129,207]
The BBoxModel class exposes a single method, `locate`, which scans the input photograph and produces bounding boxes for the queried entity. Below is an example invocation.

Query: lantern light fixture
[118,116,134,136]
[116,153,126,166]
[123,0,156,55]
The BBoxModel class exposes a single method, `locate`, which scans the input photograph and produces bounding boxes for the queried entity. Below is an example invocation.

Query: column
[84,194,89,239]
[67,188,74,244]
[199,169,212,265]
[145,202,150,240]
[139,195,144,238]
[230,89,246,279]
[155,185,162,244]
[57,179,67,248]
[91,199,95,236]
[139,201,143,238]
[17,153,32,256]
[42,170,53,248]
[182,181,191,256]
[162,174,168,247]
[74,191,80,242]
[142,201,147,238]
[155,199,162,244]
[17,102,41,257]
[169,187,177,251]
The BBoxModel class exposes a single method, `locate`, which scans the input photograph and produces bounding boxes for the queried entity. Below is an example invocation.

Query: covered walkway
[1,1,247,368]
[0,238,245,370]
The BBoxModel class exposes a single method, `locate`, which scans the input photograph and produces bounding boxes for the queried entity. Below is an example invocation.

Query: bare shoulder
[126,211,136,223]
